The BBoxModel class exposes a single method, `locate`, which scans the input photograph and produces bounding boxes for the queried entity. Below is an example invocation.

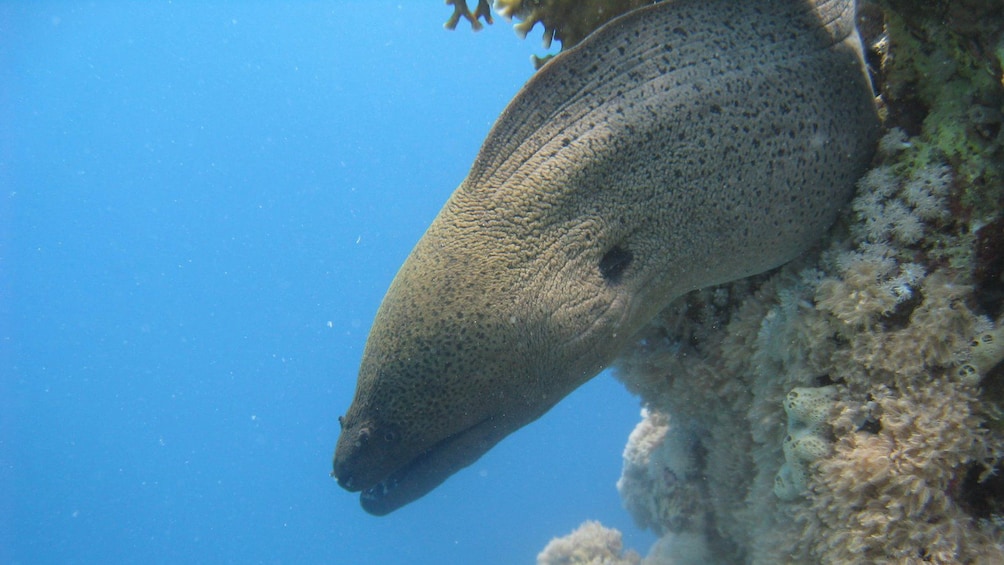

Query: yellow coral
[444,0,649,49]
[444,0,493,31]
[494,0,649,49]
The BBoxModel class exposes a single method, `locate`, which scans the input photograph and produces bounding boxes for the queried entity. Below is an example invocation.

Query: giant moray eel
[333,0,879,515]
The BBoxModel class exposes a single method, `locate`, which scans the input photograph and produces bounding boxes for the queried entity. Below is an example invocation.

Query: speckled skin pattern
[333,0,879,516]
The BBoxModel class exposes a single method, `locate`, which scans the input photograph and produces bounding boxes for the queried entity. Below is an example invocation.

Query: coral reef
[805,380,1002,563]
[537,521,641,565]
[605,126,1004,562]
[528,0,1004,562]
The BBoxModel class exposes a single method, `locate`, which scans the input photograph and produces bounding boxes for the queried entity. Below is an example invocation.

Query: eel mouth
[353,417,501,516]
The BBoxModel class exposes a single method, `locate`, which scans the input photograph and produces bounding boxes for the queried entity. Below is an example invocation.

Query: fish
[333,0,879,515]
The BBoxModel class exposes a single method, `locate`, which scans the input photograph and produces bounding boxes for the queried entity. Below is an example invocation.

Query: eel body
[333,0,879,515]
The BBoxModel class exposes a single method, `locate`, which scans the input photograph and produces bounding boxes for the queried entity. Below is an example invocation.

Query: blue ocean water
[2,2,655,563]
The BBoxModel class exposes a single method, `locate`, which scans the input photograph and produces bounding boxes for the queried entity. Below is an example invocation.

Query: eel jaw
[350,417,503,516]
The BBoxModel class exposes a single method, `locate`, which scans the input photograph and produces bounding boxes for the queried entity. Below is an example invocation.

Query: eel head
[332,199,646,515]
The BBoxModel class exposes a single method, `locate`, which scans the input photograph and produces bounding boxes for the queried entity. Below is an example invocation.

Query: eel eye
[383,430,400,443]
[599,245,633,283]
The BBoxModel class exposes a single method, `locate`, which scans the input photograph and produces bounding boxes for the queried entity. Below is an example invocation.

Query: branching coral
[444,0,650,53]
[493,0,650,49]
[444,0,494,31]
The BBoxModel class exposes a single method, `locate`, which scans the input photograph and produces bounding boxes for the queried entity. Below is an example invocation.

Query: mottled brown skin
[333,0,879,515]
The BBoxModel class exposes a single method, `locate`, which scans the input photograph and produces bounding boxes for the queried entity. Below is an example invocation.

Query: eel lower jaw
[357,417,503,516]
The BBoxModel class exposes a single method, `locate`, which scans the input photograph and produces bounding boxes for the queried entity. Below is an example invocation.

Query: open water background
[2,2,654,563]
